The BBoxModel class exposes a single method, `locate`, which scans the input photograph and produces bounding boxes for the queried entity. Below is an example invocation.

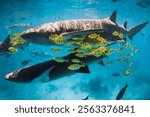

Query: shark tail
[128,21,149,40]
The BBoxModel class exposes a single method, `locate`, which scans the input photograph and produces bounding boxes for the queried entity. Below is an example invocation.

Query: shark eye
[112,31,119,36]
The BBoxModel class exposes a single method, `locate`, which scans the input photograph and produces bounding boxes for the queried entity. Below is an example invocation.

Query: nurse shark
[5,52,106,83]
[0,11,148,53]
[21,11,148,46]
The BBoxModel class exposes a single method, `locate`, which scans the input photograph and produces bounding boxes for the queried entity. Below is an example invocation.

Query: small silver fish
[6,23,32,29]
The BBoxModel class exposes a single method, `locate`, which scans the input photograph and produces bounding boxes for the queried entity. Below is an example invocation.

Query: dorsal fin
[109,11,117,23]
[123,21,127,29]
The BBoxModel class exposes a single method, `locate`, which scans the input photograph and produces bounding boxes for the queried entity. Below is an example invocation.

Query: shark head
[5,70,22,82]
[4,69,33,83]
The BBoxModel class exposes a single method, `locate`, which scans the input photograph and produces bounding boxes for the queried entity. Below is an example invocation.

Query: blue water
[0,0,150,100]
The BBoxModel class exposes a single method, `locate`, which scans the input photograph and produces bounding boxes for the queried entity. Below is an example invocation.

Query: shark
[21,11,148,46]
[4,52,106,83]
[0,11,148,53]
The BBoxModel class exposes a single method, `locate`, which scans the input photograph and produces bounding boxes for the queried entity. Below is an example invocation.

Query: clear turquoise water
[0,0,150,100]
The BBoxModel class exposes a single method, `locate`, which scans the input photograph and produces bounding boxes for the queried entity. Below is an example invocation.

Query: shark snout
[5,72,14,80]
[4,70,21,82]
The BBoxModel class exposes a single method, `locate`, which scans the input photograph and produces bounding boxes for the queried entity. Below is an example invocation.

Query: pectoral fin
[97,60,105,66]
[76,66,90,73]
[40,66,55,83]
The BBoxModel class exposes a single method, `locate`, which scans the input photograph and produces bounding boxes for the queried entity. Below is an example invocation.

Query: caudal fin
[128,21,149,40]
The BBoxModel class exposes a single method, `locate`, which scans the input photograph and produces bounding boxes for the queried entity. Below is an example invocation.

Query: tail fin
[128,21,148,40]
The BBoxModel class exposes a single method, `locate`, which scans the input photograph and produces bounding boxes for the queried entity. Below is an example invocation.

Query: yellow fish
[76,40,84,45]
[80,42,92,50]
[135,49,139,53]
[53,57,67,63]
[132,46,136,50]
[93,42,102,48]
[126,53,133,58]
[118,47,124,52]
[50,48,63,52]
[75,53,86,58]
[75,48,85,53]
[12,38,25,46]
[96,35,106,44]
[118,33,125,39]
[117,39,125,43]
[68,49,76,53]
[72,36,82,41]
[126,42,131,49]
[125,69,132,76]
[88,33,98,39]
[49,34,59,40]
[92,50,103,57]
[84,48,93,54]
[65,40,76,45]
[54,36,65,44]
[71,59,81,63]
[129,62,135,66]
[117,58,122,63]
[67,64,85,70]
[8,47,17,52]
[105,49,114,55]
[98,47,107,53]
[13,33,21,37]
[90,47,107,57]
[12,37,19,42]
[112,31,119,36]
[10,33,21,39]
